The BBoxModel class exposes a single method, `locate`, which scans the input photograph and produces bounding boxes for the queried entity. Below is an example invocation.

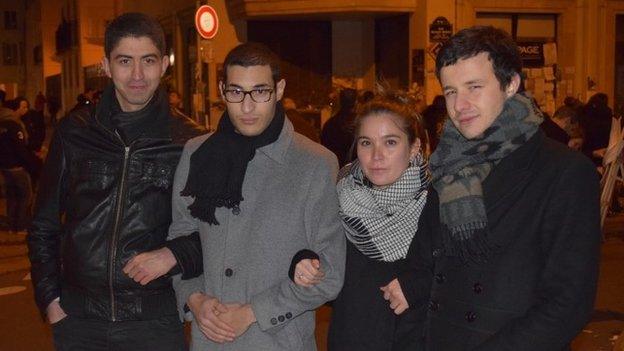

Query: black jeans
[51,315,186,351]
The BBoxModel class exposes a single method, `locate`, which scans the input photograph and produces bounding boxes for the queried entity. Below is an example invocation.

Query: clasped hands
[187,292,257,343]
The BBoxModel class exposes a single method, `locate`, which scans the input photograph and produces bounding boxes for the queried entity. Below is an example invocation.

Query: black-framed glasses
[223,88,274,103]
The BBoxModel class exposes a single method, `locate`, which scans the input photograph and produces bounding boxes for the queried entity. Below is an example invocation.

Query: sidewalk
[0,231,29,276]
[0,231,26,245]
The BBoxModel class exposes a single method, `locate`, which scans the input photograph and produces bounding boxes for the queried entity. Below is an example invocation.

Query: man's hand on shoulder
[46,299,67,324]
[122,247,177,285]
[188,293,236,343]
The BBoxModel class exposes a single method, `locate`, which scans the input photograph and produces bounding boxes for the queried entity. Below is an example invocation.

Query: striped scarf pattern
[337,155,430,262]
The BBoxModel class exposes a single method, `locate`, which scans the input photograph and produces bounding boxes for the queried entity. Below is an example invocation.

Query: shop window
[4,11,17,30]
[2,42,18,65]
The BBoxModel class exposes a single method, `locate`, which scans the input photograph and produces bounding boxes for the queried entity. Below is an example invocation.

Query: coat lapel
[483,131,543,222]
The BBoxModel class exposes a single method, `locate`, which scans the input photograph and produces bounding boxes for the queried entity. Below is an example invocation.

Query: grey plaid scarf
[430,93,543,261]
[337,155,430,262]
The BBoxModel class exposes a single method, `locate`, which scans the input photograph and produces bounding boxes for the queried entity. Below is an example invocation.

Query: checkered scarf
[337,155,430,262]
[430,93,543,261]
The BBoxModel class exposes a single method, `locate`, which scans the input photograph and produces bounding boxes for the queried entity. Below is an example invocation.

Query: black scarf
[181,103,286,224]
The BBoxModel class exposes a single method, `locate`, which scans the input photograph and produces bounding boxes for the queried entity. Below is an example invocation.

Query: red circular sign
[195,5,219,39]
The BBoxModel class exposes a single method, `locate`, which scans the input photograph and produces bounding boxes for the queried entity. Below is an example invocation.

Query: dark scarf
[429,93,543,261]
[181,103,286,224]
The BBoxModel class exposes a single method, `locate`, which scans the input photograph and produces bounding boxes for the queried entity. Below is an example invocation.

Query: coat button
[432,249,441,257]
[473,282,483,294]
[278,315,285,322]
[428,300,439,311]
[465,311,477,322]
[270,318,277,325]
[225,268,233,277]
[434,274,446,284]
[285,312,292,319]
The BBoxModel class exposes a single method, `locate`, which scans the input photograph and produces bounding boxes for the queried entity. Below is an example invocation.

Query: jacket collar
[255,118,294,165]
[94,84,171,141]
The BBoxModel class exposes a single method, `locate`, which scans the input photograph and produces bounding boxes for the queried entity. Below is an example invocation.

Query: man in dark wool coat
[388,26,602,351]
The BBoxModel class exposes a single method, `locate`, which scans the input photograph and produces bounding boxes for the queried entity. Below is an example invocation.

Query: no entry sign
[195,5,219,39]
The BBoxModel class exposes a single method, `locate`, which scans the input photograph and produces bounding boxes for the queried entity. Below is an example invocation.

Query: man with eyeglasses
[124,42,346,350]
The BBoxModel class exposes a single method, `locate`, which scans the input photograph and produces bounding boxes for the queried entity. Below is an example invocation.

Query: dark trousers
[51,315,186,351]
[1,168,32,231]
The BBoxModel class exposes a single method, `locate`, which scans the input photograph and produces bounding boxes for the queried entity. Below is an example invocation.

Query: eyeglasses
[223,88,274,103]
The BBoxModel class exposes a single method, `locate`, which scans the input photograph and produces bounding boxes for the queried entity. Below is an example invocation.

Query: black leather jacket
[28,86,205,321]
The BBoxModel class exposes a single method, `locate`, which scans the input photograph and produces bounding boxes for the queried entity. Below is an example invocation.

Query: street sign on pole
[195,5,219,40]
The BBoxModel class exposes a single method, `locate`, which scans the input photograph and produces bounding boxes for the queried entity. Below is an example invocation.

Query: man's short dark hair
[222,42,281,84]
[436,26,522,90]
[104,12,166,58]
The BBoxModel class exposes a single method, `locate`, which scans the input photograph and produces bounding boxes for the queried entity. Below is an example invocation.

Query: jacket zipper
[94,114,172,321]
[109,145,130,321]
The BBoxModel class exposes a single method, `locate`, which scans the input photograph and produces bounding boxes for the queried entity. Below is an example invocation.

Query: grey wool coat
[169,119,346,351]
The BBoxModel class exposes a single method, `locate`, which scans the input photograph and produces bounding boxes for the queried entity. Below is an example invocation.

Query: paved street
[0,202,623,350]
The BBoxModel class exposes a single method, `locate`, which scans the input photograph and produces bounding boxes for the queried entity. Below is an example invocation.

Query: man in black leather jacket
[27,13,204,351]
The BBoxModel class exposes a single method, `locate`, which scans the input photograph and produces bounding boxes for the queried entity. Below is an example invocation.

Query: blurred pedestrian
[321,88,357,167]
[34,91,46,113]
[283,97,320,142]
[168,89,184,114]
[47,98,59,126]
[540,111,571,145]
[14,97,46,153]
[0,90,41,234]
[358,90,374,105]
[553,96,585,149]
[582,93,613,165]
[422,95,447,153]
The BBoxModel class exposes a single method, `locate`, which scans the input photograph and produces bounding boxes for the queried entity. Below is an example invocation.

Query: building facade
[0,0,26,100]
[21,0,624,121]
